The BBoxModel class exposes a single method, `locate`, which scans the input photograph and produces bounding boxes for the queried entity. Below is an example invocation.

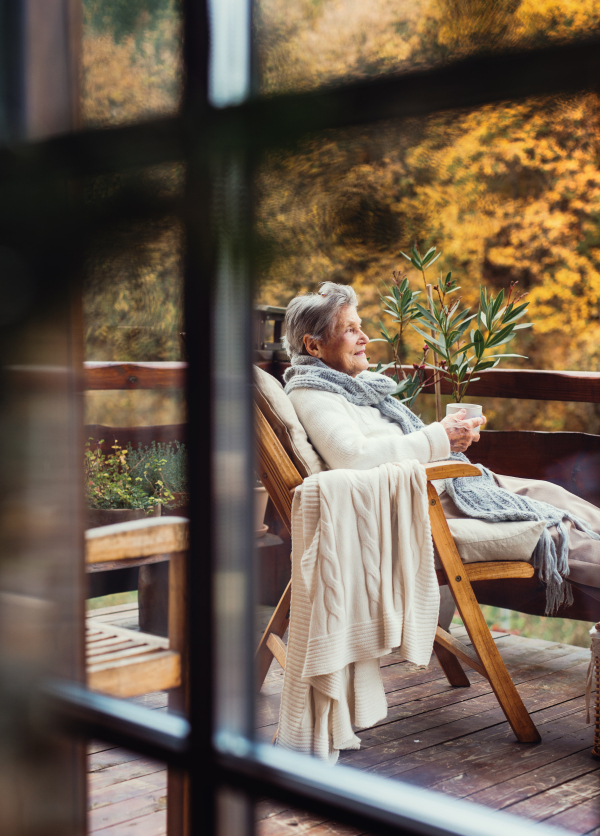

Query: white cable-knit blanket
[276,460,440,763]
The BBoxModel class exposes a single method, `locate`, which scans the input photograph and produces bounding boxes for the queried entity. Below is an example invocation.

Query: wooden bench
[84,517,188,699]
[86,618,180,698]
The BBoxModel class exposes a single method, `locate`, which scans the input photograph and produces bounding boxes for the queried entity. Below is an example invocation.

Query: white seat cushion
[254,365,326,478]
[446,518,546,565]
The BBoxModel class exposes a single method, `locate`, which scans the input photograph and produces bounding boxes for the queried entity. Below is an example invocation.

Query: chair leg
[428,483,541,744]
[433,639,470,687]
[255,580,291,690]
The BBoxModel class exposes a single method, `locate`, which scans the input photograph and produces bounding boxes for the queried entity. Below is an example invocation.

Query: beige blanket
[277,461,440,762]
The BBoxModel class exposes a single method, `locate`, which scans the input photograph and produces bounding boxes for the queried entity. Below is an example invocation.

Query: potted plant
[85,439,179,637]
[378,243,531,420]
[85,439,175,528]
[128,440,188,517]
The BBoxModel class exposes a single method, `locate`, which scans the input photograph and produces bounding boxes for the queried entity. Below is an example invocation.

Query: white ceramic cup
[446,403,483,428]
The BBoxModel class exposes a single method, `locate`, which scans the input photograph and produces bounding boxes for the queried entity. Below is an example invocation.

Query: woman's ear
[303,334,320,357]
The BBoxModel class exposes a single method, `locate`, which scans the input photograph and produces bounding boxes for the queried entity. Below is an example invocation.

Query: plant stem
[426,283,443,421]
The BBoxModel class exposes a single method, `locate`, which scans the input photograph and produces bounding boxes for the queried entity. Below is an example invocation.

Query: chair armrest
[288,461,480,498]
[425,461,481,481]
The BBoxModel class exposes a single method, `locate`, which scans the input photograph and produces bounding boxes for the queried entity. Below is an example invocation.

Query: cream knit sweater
[278,462,440,762]
[288,388,451,473]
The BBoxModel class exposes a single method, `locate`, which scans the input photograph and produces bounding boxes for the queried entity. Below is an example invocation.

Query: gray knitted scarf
[284,355,599,614]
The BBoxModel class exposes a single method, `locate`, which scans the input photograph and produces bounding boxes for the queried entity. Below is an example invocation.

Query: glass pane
[82,165,188,828]
[252,92,600,833]
[81,0,183,128]
[256,0,600,95]
[0,250,85,830]
[255,91,600,431]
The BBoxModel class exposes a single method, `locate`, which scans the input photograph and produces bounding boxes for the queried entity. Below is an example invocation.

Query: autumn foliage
[81,0,600,431]
[255,0,600,430]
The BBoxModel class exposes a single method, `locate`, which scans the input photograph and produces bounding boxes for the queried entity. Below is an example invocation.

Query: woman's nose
[359,330,369,344]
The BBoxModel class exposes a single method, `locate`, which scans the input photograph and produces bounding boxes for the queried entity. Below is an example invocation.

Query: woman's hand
[440,409,486,453]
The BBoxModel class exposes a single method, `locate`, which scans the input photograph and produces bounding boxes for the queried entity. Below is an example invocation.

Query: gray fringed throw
[284,355,600,614]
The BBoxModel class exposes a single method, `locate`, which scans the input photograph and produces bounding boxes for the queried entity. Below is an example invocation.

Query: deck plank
[87,606,599,836]
[91,809,167,836]
[89,786,167,831]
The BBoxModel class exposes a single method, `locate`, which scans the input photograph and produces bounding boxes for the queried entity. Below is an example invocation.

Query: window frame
[27,5,600,834]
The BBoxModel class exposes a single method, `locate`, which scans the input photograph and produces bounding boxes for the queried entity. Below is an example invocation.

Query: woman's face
[303,306,370,377]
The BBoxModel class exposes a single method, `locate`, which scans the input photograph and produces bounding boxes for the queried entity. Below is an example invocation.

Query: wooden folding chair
[255,403,541,744]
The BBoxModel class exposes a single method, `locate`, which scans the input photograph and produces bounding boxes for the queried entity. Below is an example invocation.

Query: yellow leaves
[82,18,182,128]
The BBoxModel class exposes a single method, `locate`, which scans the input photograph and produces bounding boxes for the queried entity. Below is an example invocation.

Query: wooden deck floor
[87,604,600,835]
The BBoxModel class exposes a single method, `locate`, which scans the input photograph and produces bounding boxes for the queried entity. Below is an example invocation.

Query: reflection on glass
[256,0,600,94]
[81,0,183,127]
[255,92,600,432]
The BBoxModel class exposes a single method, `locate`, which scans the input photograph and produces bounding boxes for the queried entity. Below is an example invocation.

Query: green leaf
[486,324,516,348]
[491,290,504,320]
[400,251,413,263]
[513,322,533,330]
[502,301,529,323]
[423,251,441,269]
[414,305,439,328]
[473,329,485,358]
[473,359,498,372]
[411,324,445,350]
[485,353,528,360]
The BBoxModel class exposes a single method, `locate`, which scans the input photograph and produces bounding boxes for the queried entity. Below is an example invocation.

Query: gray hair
[282,281,359,359]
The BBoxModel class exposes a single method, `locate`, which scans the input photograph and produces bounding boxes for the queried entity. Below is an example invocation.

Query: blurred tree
[81,1,183,374]
[255,0,600,433]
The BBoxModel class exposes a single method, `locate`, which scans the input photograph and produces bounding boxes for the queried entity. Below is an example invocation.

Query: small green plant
[373,272,436,408]
[128,441,188,508]
[85,439,179,511]
[378,243,532,406]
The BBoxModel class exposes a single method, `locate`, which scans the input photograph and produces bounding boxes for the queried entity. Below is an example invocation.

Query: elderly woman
[283,281,600,623]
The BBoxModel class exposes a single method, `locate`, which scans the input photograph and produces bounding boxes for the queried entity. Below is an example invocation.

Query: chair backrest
[254,365,325,478]
[255,404,303,534]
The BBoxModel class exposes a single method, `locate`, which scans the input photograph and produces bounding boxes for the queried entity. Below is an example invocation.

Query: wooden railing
[84,361,186,390]
[83,361,600,509]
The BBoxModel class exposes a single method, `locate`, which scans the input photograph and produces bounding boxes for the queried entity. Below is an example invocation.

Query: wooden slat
[432,641,471,687]
[82,360,600,402]
[424,461,481,480]
[273,362,600,402]
[468,431,600,506]
[86,553,170,574]
[266,633,287,670]
[434,627,486,677]
[255,405,303,533]
[256,581,291,690]
[439,368,600,403]
[85,619,180,698]
[85,519,188,565]
[436,561,534,586]
[84,361,186,390]
[88,649,180,698]
[86,619,170,649]
[428,482,541,744]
